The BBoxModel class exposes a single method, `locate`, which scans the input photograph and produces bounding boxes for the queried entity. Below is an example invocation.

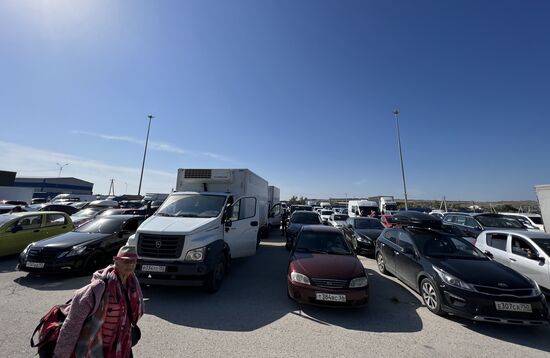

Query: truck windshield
[156,194,226,218]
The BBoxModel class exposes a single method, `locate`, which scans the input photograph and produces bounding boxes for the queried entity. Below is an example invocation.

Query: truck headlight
[290,272,310,285]
[185,247,206,262]
[126,234,137,246]
[349,276,368,288]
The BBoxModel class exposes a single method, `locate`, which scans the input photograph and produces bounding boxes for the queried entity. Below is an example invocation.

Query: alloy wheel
[422,281,438,310]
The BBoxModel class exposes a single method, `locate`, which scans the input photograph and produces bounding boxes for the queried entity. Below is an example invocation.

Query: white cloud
[0,141,176,194]
[71,130,234,160]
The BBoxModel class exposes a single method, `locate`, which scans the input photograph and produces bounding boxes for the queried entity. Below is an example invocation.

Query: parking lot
[0,228,549,357]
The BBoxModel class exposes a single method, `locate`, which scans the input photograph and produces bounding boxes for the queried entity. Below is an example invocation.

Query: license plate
[315,293,346,302]
[141,265,166,273]
[26,262,45,268]
[495,301,532,313]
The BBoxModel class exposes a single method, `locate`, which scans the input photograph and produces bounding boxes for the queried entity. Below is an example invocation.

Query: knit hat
[114,245,138,260]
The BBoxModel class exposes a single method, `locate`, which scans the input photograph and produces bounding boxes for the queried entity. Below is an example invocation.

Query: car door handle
[250,221,258,227]
[509,258,517,262]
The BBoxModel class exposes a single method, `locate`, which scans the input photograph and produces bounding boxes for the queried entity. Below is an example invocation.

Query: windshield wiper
[176,213,199,217]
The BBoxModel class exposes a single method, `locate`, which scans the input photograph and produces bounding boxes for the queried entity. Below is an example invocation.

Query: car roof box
[389,211,442,229]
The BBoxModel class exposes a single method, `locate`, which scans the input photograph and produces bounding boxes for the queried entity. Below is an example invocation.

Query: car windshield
[532,238,550,256]
[476,215,524,228]
[291,212,321,224]
[76,218,124,234]
[355,219,384,230]
[529,216,544,225]
[415,234,486,259]
[0,215,16,227]
[333,215,348,221]
[321,210,333,215]
[507,216,537,229]
[156,194,226,218]
[295,231,352,255]
[72,208,102,217]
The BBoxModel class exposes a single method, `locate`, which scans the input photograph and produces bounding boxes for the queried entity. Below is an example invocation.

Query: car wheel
[204,256,226,293]
[420,278,445,315]
[83,252,105,275]
[376,252,388,275]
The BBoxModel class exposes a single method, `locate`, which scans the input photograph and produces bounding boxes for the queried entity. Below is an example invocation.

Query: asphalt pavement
[1,229,549,357]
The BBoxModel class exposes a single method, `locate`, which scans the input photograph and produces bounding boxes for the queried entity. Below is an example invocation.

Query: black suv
[375,211,548,325]
[443,213,526,241]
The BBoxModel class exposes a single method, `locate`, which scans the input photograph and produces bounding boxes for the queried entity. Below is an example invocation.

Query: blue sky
[0,0,549,201]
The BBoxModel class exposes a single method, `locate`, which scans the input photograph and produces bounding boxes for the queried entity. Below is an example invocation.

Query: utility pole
[138,114,154,196]
[108,179,115,196]
[56,163,70,177]
[393,109,408,210]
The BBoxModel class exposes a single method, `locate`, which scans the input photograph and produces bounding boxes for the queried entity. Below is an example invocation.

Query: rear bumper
[288,279,369,307]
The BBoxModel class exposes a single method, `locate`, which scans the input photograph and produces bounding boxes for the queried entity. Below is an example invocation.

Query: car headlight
[185,247,206,262]
[21,243,33,258]
[349,276,368,288]
[433,266,474,291]
[58,246,87,258]
[356,234,373,243]
[290,272,310,285]
[524,276,542,296]
[126,234,137,246]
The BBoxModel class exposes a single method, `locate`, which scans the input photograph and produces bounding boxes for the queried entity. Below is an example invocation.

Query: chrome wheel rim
[422,282,438,310]
[377,253,385,272]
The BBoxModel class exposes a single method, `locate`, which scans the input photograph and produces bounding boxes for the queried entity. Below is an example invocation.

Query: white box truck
[535,184,550,234]
[127,168,269,292]
[348,199,380,217]
[368,196,398,214]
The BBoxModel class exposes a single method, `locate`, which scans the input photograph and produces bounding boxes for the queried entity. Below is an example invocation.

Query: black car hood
[356,229,383,240]
[32,232,112,249]
[428,257,532,289]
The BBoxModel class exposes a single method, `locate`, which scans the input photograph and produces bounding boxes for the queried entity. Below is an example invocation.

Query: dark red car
[287,225,369,307]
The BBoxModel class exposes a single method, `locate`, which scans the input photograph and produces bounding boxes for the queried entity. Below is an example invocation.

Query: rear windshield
[532,239,550,256]
[476,215,524,229]
[295,231,352,255]
[333,215,348,221]
[321,210,333,215]
[291,212,321,224]
[355,219,384,230]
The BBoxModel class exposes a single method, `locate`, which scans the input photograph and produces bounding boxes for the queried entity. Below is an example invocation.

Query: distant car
[475,229,550,294]
[443,213,526,242]
[26,204,80,216]
[31,198,48,205]
[98,208,148,217]
[342,217,385,256]
[0,200,28,206]
[68,201,90,210]
[319,210,334,223]
[0,205,26,214]
[499,213,545,231]
[290,205,314,215]
[285,211,323,250]
[0,212,74,257]
[376,211,548,324]
[329,213,349,228]
[87,200,119,209]
[18,215,145,274]
[287,225,369,307]
[70,208,106,227]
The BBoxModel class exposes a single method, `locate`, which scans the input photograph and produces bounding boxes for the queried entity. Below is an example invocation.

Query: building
[14,177,94,200]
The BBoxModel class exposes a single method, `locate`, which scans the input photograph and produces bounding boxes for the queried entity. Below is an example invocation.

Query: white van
[348,200,379,217]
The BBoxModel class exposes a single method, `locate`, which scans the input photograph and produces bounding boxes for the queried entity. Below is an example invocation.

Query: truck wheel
[204,256,226,293]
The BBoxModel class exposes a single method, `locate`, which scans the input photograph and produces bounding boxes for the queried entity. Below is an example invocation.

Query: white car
[319,210,334,223]
[329,213,349,228]
[475,229,550,293]
[499,212,544,231]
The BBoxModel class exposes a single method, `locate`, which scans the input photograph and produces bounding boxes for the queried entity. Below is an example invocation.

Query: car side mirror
[11,225,22,233]
[484,250,494,259]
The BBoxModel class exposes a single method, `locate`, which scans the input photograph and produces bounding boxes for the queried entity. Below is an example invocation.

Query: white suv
[475,229,550,293]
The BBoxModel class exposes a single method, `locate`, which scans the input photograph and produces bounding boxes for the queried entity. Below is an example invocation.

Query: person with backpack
[52,246,144,358]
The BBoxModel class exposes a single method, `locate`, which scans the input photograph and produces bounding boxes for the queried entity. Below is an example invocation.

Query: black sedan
[342,217,385,256]
[285,211,323,250]
[18,215,145,275]
[375,212,549,325]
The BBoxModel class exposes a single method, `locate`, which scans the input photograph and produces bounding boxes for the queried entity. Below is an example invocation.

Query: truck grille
[27,247,61,263]
[473,285,535,297]
[183,169,212,179]
[138,234,185,259]
[310,278,348,289]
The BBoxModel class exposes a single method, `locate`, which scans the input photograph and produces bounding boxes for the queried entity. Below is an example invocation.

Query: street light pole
[138,114,154,196]
[56,162,70,177]
[393,109,409,211]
